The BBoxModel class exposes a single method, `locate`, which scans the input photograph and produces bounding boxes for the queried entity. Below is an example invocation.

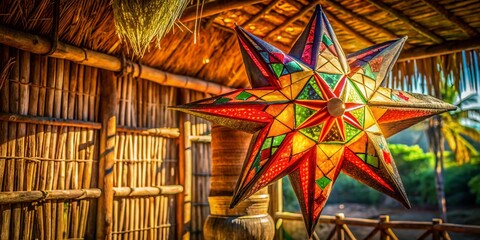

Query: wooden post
[177,90,192,239]
[335,213,345,240]
[96,70,117,240]
[380,215,390,240]
[268,179,283,239]
[203,126,274,240]
[432,218,442,240]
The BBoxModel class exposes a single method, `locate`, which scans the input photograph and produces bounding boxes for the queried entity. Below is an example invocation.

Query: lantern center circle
[327,98,345,117]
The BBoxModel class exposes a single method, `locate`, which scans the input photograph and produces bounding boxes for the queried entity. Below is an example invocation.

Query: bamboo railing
[275,212,480,240]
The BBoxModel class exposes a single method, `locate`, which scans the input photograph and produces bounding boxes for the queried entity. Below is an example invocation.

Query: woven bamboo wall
[0,45,100,239]
[113,75,178,239]
[0,45,184,239]
[187,90,213,240]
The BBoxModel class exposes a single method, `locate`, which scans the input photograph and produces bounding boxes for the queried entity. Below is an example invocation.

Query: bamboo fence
[187,90,213,240]
[0,46,100,239]
[112,74,180,240]
[0,45,186,239]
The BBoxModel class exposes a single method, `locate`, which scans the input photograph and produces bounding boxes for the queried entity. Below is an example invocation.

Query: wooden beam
[181,0,269,22]
[242,0,280,27]
[0,25,233,95]
[323,0,400,40]
[365,0,444,44]
[419,0,479,37]
[398,38,480,61]
[324,11,375,46]
[265,1,319,39]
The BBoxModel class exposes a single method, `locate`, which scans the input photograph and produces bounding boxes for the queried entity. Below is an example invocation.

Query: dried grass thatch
[1,0,479,89]
[389,49,480,96]
[113,0,189,57]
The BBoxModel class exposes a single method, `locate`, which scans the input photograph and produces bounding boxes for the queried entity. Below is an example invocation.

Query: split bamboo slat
[113,73,179,240]
[0,46,100,239]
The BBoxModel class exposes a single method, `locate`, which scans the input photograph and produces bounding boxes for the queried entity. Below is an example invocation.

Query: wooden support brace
[398,38,480,61]
[365,0,444,43]
[266,1,318,39]
[324,10,374,46]
[419,0,479,37]
[323,0,400,40]
[242,0,281,28]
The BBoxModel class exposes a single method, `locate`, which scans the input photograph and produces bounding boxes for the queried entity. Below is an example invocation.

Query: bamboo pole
[189,135,211,143]
[0,45,10,240]
[113,186,183,197]
[18,50,31,240]
[96,70,117,240]
[0,112,102,129]
[180,0,269,22]
[0,113,182,137]
[116,126,180,138]
[34,54,48,240]
[0,189,102,204]
[398,38,480,61]
[0,25,233,95]
[11,48,22,240]
[335,213,346,240]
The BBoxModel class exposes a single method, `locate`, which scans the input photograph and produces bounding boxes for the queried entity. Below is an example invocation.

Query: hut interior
[0,0,479,239]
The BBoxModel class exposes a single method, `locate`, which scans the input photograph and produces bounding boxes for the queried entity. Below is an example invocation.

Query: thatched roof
[1,0,479,89]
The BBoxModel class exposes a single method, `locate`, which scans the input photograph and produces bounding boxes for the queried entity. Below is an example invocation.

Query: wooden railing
[275,212,480,240]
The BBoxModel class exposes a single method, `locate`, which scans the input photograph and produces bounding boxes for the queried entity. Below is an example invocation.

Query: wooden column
[177,90,192,239]
[96,70,117,240]
[203,126,274,240]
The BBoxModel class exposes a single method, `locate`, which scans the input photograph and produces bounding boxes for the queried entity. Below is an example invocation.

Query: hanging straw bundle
[113,0,189,57]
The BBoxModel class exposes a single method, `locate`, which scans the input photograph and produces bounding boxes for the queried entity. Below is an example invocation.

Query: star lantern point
[172,5,456,237]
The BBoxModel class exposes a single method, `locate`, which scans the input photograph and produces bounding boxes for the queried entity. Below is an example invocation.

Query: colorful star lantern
[172,5,456,237]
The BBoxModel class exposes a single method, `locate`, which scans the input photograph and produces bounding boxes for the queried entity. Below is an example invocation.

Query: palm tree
[390,52,480,222]
[427,88,480,221]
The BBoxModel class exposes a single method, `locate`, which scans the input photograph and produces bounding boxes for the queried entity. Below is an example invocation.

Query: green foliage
[282,177,300,212]
[391,144,480,206]
[281,144,480,209]
[468,175,480,204]
[327,173,383,205]
[443,164,480,205]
